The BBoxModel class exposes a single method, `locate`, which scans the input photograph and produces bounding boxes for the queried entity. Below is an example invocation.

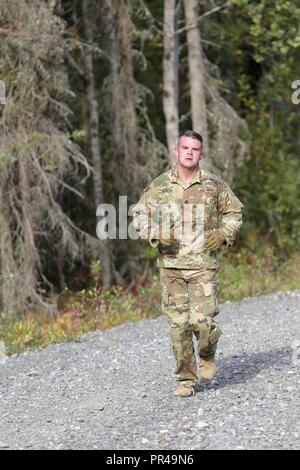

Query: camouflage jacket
[132,164,244,270]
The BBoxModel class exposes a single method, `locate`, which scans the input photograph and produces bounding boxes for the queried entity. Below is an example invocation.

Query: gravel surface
[0,290,299,450]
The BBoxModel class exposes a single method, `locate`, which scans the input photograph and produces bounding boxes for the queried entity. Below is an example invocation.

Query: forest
[0,0,299,353]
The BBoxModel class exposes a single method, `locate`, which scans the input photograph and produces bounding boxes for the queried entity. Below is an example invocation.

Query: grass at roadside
[1,250,299,356]
[217,248,300,302]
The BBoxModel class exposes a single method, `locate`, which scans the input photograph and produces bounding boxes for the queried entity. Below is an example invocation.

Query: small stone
[196,421,209,429]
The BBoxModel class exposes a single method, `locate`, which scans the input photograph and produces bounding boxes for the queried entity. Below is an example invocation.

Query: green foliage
[232,0,300,62]
[0,280,161,355]
[90,259,102,273]
[217,249,300,302]
[69,129,86,142]
[204,0,300,254]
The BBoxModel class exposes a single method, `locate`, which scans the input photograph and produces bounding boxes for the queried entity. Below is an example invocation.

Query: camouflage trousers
[160,267,222,385]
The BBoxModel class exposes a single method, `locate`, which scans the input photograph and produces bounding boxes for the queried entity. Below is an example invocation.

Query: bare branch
[64,49,85,79]
[174,2,232,37]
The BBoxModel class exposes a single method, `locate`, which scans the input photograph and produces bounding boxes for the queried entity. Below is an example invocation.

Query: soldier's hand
[204,229,226,251]
[153,225,180,249]
[158,239,180,255]
[157,238,176,247]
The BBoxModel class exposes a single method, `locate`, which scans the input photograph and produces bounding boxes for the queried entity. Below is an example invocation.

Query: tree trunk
[163,0,179,161]
[18,155,38,296]
[102,0,125,204]
[116,0,139,198]
[82,0,112,287]
[183,0,209,155]
[102,0,122,164]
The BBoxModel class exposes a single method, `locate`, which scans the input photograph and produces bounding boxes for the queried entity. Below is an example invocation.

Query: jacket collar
[170,164,202,185]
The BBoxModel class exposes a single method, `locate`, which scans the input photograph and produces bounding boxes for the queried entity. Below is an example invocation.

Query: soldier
[133,130,244,397]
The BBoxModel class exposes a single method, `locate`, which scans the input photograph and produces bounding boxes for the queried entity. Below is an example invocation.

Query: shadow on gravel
[197,347,293,392]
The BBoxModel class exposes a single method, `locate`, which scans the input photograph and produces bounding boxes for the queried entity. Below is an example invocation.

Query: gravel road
[0,290,299,450]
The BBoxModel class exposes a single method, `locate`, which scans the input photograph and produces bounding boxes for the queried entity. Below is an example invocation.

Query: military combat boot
[199,354,216,382]
[174,382,195,397]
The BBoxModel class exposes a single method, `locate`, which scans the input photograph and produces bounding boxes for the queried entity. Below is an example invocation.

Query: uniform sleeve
[217,182,244,249]
[132,184,160,248]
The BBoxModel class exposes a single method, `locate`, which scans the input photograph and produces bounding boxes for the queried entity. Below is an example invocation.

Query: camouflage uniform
[133,164,243,386]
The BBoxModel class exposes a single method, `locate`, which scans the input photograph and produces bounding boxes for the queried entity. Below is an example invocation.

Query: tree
[0,0,93,314]
[82,0,112,287]
[183,0,208,153]
[163,0,179,159]
[99,0,167,280]
[182,0,249,182]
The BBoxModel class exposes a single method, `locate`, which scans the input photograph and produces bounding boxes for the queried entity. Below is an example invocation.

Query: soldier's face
[175,136,203,169]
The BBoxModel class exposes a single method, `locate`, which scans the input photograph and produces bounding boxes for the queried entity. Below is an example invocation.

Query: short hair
[179,130,203,144]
